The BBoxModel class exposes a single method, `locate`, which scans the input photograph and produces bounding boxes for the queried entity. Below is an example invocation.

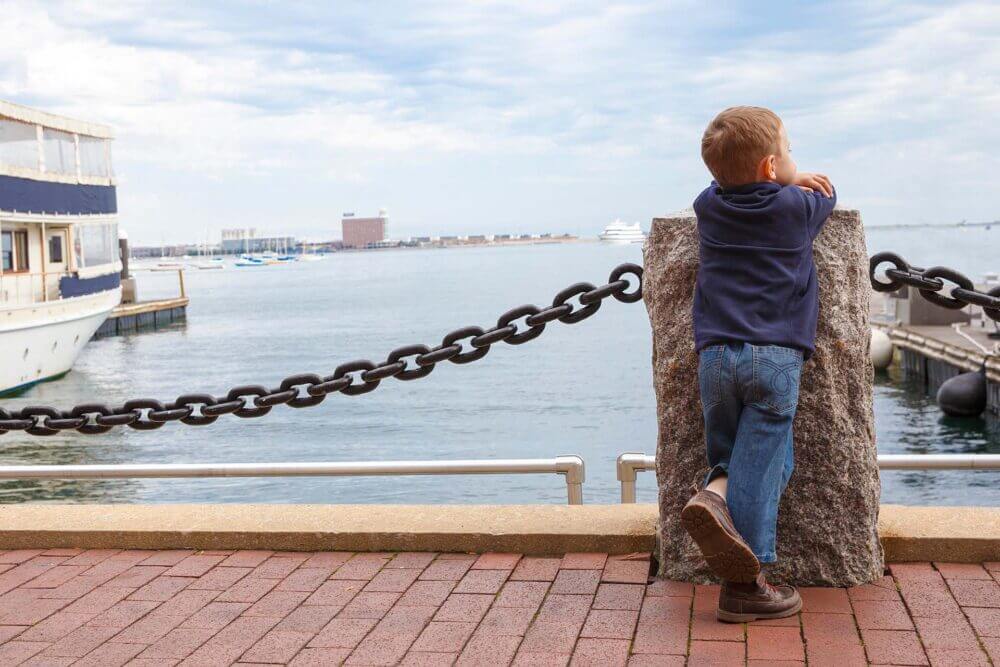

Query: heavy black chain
[0,263,643,437]
[869,252,1000,321]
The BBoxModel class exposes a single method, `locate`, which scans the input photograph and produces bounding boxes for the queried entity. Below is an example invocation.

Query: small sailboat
[234,254,266,267]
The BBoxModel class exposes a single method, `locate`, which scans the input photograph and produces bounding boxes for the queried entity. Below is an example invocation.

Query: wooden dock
[93,296,189,338]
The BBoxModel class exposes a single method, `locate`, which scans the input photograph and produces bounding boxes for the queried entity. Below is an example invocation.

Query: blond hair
[701,106,783,188]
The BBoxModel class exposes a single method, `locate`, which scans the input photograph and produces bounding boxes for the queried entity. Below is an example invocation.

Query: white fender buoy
[870,329,894,370]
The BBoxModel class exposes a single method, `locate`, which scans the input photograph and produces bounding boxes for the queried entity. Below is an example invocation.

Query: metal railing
[0,455,586,505]
[616,452,1000,503]
[5,451,1000,505]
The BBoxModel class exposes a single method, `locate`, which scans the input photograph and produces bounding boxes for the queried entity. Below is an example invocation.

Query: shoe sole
[680,501,760,583]
[716,596,802,623]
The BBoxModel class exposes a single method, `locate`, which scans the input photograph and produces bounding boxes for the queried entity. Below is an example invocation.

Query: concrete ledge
[0,504,657,555]
[879,504,1000,562]
[0,504,997,561]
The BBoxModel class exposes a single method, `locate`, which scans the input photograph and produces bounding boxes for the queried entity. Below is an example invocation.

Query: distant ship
[599,220,646,244]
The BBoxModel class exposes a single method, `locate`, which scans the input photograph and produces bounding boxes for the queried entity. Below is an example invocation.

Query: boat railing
[616,452,1000,503]
[0,456,587,505]
[0,269,75,305]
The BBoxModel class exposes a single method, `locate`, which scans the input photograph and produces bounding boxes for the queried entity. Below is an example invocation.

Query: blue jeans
[698,342,803,564]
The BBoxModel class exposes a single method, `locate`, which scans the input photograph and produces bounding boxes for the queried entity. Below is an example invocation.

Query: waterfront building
[342,210,387,248]
[0,100,121,394]
[220,227,295,254]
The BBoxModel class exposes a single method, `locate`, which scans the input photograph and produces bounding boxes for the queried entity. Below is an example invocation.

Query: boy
[680,106,835,623]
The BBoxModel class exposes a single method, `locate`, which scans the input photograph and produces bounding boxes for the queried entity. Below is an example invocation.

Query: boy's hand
[793,172,833,197]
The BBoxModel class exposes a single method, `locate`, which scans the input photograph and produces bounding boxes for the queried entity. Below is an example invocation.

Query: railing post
[616,452,653,503]
[555,455,585,505]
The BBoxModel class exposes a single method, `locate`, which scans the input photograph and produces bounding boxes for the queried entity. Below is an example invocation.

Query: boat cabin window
[1,230,29,273]
[0,117,112,179]
[0,118,40,170]
[48,234,64,263]
[79,136,110,177]
[75,222,117,268]
[42,128,76,176]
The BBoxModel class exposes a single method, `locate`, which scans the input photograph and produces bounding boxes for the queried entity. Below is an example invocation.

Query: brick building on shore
[342,210,388,248]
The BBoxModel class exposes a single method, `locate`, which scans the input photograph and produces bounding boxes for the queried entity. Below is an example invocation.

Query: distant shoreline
[130,235,603,259]
[867,221,995,230]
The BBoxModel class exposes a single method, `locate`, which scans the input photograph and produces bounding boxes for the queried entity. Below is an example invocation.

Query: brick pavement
[0,549,997,665]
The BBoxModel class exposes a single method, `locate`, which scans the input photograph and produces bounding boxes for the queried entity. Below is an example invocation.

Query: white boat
[599,219,646,244]
[0,100,122,395]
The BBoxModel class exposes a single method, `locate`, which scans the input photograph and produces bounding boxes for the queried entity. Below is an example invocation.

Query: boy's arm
[792,173,836,239]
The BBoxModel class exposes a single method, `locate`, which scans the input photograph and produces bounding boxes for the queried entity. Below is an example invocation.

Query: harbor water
[1,227,997,506]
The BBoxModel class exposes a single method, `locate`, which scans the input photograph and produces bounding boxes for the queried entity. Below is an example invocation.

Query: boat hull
[0,288,121,395]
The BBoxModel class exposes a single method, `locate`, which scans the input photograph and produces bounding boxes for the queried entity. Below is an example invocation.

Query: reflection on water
[0,240,997,505]
[0,479,137,503]
[0,425,140,503]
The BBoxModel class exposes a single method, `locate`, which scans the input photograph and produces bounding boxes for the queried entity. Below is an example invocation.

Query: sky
[1,1,998,245]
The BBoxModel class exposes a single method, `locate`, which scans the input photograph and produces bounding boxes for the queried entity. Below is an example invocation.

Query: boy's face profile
[759,124,797,187]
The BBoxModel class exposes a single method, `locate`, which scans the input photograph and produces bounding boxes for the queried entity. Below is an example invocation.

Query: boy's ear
[756,154,777,181]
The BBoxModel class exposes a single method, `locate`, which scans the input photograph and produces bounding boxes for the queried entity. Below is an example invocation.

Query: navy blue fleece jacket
[692,181,837,358]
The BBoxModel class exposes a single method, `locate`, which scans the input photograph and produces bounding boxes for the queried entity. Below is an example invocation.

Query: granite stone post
[643,208,884,586]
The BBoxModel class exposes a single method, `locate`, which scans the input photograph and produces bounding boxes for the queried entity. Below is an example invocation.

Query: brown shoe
[717,573,802,623]
[680,489,760,583]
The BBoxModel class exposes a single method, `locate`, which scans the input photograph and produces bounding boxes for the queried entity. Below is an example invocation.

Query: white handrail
[616,453,1000,503]
[0,456,586,505]
[877,454,1000,469]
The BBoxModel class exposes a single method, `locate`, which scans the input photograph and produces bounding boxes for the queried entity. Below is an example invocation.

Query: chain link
[870,252,1000,321]
[0,263,644,437]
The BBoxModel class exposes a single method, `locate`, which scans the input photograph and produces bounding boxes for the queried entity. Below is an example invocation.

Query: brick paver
[0,551,995,665]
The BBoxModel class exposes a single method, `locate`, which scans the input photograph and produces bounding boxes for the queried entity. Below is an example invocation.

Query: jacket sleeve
[802,187,837,239]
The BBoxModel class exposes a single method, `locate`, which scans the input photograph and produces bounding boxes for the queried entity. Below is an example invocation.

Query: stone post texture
[642,208,883,586]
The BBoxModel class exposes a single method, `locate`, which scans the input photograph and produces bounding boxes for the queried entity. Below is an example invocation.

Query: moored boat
[234,254,266,267]
[0,100,122,394]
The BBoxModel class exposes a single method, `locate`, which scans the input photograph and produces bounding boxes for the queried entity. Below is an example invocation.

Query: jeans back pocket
[698,346,725,410]
[752,346,802,415]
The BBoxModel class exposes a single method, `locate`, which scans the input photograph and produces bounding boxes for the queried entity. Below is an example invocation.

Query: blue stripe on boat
[0,175,117,215]
[59,272,121,298]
